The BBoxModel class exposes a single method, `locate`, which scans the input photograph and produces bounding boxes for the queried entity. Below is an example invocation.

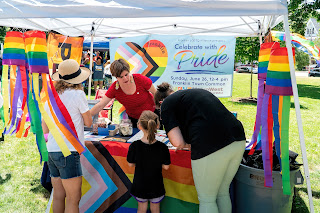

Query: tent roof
[0,0,288,37]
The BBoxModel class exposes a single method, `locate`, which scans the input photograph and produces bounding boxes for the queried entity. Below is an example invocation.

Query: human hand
[175,143,191,152]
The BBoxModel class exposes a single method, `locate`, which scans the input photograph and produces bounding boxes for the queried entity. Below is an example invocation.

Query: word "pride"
[174,45,229,69]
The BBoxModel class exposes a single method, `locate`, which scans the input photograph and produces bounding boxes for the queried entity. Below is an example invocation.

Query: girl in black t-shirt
[127,110,171,213]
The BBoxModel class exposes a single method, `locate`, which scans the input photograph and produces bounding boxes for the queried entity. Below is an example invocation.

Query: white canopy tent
[0,0,314,211]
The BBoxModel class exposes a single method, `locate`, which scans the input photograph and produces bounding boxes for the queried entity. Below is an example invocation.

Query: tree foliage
[235,37,260,64]
[0,26,9,43]
[295,47,310,71]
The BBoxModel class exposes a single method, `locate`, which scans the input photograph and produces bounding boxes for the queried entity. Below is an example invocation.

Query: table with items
[46,126,199,213]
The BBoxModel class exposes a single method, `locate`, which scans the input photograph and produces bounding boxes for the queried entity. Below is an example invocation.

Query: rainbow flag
[265,47,295,96]
[102,141,199,213]
[271,31,320,65]
[46,141,132,213]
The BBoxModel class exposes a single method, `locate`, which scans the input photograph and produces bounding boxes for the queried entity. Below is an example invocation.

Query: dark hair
[154,82,174,107]
[138,110,159,144]
[110,58,130,77]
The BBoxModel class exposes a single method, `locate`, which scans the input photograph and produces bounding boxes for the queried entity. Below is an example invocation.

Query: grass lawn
[0,72,319,212]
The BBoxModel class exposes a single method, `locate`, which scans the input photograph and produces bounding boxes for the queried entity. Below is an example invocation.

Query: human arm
[82,110,93,127]
[148,84,157,96]
[127,142,136,167]
[90,95,113,116]
[41,119,49,134]
[167,127,190,151]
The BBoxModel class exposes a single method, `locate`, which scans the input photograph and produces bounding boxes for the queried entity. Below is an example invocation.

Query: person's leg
[216,140,246,213]
[99,80,103,90]
[137,201,148,213]
[191,141,243,213]
[94,81,98,92]
[48,152,66,213]
[61,176,82,213]
[150,202,160,213]
[57,152,83,213]
[51,177,66,213]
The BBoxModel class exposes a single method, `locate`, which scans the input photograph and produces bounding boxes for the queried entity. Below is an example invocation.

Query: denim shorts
[48,152,82,179]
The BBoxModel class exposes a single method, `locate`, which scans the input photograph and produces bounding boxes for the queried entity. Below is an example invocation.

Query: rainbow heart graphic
[114,40,168,83]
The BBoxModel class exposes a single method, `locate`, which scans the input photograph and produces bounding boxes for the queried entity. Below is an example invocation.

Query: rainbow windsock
[2,31,26,66]
[258,42,280,80]
[24,31,49,74]
[247,42,280,153]
[0,31,86,162]
[250,43,293,195]
[261,47,294,194]
[265,47,295,96]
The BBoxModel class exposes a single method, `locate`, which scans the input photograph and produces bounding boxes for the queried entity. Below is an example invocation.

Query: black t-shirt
[161,89,246,160]
[127,140,171,199]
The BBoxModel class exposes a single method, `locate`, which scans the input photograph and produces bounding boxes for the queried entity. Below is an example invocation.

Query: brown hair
[55,80,83,94]
[154,82,174,107]
[138,110,160,144]
[110,58,130,77]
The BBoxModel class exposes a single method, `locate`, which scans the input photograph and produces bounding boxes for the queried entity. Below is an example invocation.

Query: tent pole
[283,14,314,213]
[88,23,95,100]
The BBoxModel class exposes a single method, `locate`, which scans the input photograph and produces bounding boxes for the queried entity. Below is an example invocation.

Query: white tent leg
[88,27,94,100]
[283,14,314,213]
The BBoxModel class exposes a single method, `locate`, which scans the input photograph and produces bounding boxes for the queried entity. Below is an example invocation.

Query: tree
[235,37,260,99]
[0,26,9,43]
[274,0,320,34]
[295,48,310,71]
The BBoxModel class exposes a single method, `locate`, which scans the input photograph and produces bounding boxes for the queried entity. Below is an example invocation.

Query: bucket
[233,164,303,213]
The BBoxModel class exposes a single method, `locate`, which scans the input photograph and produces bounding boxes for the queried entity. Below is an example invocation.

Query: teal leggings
[191,140,246,213]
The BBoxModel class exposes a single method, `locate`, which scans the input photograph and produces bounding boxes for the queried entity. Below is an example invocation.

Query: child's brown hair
[138,110,160,144]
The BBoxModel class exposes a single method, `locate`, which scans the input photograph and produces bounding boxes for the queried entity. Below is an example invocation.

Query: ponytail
[138,111,160,144]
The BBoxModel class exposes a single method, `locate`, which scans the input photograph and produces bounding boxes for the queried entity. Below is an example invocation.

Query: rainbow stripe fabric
[271,31,320,64]
[265,47,295,96]
[102,141,199,213]
[24,31,49,74]
[258,42,280,80]
[2,31,26,66]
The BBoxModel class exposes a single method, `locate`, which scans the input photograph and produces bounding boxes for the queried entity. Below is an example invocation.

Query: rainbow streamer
[261,47,294,194]
[257,42,280,80]
[0,30,86,161]
[271,31,320,65]
[250,43,294,195]
[248,42,279,153]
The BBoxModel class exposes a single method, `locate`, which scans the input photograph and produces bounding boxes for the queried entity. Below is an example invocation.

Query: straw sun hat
[52,59,91,84]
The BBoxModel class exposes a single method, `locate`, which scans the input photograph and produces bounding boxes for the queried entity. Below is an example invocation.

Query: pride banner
[47,32,84,74]
[110,35,236,97]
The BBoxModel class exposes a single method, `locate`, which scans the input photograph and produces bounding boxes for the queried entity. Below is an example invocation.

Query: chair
[95,89,114,121]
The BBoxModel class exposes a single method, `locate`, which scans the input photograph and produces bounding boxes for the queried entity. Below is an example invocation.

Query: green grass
[0,73,319,212]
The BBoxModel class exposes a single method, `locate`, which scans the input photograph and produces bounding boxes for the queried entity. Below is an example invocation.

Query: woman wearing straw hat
[90,58,157,128]
[42,59,92,213]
